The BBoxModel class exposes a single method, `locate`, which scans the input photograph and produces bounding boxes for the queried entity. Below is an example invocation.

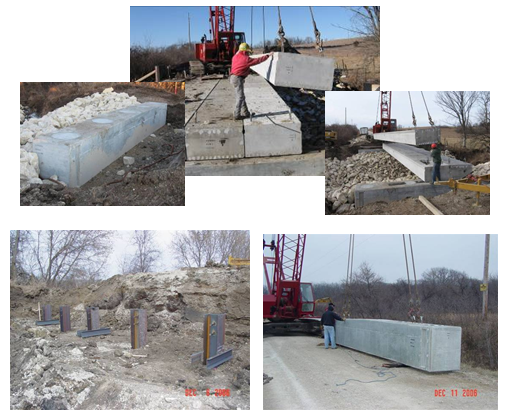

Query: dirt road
[263,335,497,410]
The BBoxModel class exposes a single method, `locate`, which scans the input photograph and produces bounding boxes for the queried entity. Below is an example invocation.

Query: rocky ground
[275,87,325,152]
[10,267,250,410]
[325,152,419,213]
[20,84,185,206]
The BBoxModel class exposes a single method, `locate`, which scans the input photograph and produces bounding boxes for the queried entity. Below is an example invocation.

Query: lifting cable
[277,6,286,52]
[408,92,417,127]
[262,6,267,52]
[309,6,323,52]
[420,91,435,126]
[402,235,415,321]
[408,235,422,321]
[344,234,354,318]
[375,91,381,123]
[250,6,253,46]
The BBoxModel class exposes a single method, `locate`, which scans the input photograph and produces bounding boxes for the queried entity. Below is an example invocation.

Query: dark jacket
[431,146,442,164]
[321,310,344,326]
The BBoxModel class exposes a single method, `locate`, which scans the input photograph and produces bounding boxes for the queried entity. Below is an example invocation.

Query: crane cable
[375,91,381,124]
[262,6,267,52]
[408,92,417,127]
[309,6,323,53]
[343,234,354,318]
[408,235,422,322]
[250,6,253,46]
[402,235,415,321]
[277,6,286,52]
[420,92,435,126]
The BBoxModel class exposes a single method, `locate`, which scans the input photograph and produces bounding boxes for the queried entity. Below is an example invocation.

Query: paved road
[263,335,498,410]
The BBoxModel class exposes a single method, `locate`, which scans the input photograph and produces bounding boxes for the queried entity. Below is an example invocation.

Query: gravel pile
[326,152,418,213]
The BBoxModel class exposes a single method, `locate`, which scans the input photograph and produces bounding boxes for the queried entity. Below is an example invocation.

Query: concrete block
[383,143,473,182]
[251,52,335,91]
[374,127,441,145]
[33,102,167,187]
[185,79,244,160]
[336,319,461,372]
[243,76,302,157]
[355,180,450,207]
[185,150,325,176]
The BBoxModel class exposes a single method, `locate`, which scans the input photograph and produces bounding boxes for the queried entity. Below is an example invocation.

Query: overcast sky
[131,6,360,47]
[263,234,498,285]
[325,91,470,128]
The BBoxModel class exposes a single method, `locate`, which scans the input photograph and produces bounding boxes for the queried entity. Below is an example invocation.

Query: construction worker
[230,43,273,120]
[321,305,345,349]
[430,143,442,185]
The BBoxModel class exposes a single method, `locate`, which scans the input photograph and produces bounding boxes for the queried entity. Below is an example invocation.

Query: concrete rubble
[325,152,418,213]
[250,52,335,91]
[472,161,490,176]
[20,105,25,124]
[20,88,139,192]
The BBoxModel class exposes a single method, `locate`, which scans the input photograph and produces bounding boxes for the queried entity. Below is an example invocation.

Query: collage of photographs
[11,2,499,413]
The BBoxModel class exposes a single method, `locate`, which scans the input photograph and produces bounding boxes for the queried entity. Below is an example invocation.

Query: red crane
[373,91,397,133]
[193,6,246,74]
[263,234,320,333]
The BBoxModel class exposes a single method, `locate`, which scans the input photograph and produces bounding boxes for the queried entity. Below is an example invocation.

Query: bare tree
[333,7,380,54]
[435,91,479,148]
[477,91,490,127]
[170,230,250,267]
[24,230,115,286]
[125,230,162,274]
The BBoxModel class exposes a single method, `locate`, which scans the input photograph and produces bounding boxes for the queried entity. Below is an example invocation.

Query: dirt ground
[10,268,250,410]
[335,190,490,215]
[20,83,185,206]
[263,335,498,410]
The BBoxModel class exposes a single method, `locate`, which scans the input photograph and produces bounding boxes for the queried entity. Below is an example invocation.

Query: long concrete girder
[251,52,335,91]
[33,102,167,187]
[354,180,451,207]
[185,79,244,160]
[383,143,473,182]
[184,76,303,162]
[185,150,324,176]
[243,75,302,158]
[336,319,462,372]
[373,127,441,145]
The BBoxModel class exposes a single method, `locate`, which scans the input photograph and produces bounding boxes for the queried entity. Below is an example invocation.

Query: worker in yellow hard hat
[230,43,273,120]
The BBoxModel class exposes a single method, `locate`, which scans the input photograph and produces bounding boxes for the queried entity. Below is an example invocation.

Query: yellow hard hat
[239,43,252,52]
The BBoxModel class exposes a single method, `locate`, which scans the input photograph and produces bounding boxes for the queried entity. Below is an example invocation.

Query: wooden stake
[418,196,443,215]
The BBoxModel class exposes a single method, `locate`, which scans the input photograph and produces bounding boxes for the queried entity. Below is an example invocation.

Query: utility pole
[482,234,490,319]
[188,13,191,50]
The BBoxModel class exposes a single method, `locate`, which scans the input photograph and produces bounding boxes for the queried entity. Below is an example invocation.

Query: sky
[107,230,177,277]
[263,234,498,286]
[325,91,465,129]
[130,6,358,47]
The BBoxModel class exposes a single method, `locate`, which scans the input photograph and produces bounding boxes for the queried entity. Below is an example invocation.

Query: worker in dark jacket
[321,305,345,349]
[430,143,442,184]
[230,43,273,120]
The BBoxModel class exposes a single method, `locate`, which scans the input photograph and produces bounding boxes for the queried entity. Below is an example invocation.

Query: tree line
[10,230,250,288]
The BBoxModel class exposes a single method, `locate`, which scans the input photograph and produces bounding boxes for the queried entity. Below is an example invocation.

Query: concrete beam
[354,180,450,207]
[33,102,167,187]
[185,79,244,160]
[383,143,473,182]
[243,76,302,158]
[185,150,324,176]
[374,127,441,145]
[251,52,335,91]
[336,319,461,372]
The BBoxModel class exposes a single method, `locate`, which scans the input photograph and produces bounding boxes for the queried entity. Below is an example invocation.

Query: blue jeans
[324,325,336,349]
[432,162,441,183]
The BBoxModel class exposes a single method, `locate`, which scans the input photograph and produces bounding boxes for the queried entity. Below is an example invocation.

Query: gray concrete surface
[374,127,441,145]
[355,181,451,207]
[33,102,167,187]
[335,319,461,372]
[383,143,473,182]
[251,52,335,91]
[185,79,244,160]
[185,150,324,176]
[243,76,302,157]
[263,335,498,410]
